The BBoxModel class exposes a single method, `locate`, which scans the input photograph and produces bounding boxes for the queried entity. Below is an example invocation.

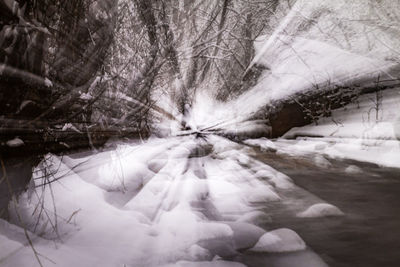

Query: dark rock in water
[0,155,41,220]
[197,237,238,258]
[189,144,213,158]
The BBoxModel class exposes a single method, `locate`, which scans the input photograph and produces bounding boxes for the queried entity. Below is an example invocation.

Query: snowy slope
[279,87,400,168]
[0,136,332,267]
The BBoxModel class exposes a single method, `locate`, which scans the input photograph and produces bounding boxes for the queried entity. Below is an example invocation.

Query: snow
[313,154,332,168]
[281,88,400,168]
[0,135,328,266]
[250,228,306,253]
[255,169,294,190]
[61,123,81,133]
[171,0,400,144]
[245,185,281,203]
[297,203,344,218]
[3,0,398,265]
[44,77,53,87]
[187,245,213,261]
[79,92,93,100]
[161,261,247,267]
[345,165,363,174]
[6,137,24,147]
[244,138,277,152]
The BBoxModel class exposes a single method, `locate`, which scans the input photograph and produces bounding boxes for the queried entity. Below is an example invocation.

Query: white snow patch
[244,138,277,152]
[44,77,53,87]
[313,154,332,168]
[6,137,24,147]
[345,165,363,174]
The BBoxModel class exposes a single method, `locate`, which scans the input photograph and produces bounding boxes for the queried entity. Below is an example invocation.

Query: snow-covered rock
[250,228,306,253]
[245,185,281,203]
[6,137,24,147]
[345,165,363,174]
[297,203,344,218]
[244,138,277,152]
[313,154,332,168]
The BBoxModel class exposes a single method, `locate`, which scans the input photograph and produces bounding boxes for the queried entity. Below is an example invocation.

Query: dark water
[246,150,400,267]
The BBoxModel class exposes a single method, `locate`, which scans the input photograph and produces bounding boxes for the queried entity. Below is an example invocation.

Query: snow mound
[245,185,281,203]
[6,137,24,147]
[313,154,332,168]
[255,169,294,189]
[297,203,344,218]
[250,228,306,253]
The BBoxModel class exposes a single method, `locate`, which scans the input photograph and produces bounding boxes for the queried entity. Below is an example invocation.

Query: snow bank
[280,88,400,168]
[0,135,326,266]
[284,88,400,141]
[244,137,277,152]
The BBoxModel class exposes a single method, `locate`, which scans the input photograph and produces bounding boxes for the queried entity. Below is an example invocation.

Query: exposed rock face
[269,102,312,138]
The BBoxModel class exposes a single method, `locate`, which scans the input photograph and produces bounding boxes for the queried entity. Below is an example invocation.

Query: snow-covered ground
[0,136,336,267]
[276,87,400,168]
